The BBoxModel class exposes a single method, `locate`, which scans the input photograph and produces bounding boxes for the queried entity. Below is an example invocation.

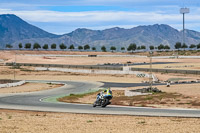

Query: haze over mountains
[1,14,200,49]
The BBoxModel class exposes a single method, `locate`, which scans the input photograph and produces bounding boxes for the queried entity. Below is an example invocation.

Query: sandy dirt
[0,109,200,133]
[124,83,200,109]
[154,72,200,82]
[0,82,62,93]
[1,50,200,66]
[0,66,147,83]
[126,83,200,97]
[132,62,200,70]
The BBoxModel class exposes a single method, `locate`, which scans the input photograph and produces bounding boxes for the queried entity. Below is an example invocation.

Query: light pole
[149,51,153,89]
[180,8,190,47]
[14,51,16,80]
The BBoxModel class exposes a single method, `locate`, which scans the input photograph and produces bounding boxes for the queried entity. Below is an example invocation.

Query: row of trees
[5,42,200,52]
[174,42,200,50]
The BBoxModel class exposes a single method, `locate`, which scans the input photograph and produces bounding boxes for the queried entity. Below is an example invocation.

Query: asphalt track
[0,80,200,118]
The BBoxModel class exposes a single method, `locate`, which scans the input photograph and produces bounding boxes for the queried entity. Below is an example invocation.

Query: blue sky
[0,0,200,34]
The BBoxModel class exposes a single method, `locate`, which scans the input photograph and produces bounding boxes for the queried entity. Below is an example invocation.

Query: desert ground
[0,50,200,133]
[1,50,200,66]
[1,109,200,133]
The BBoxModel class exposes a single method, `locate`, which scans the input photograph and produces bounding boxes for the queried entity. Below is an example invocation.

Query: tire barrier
[136,73,146,77]
[0,80,25,88]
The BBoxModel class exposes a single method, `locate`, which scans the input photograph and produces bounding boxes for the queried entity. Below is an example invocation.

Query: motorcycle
[93,93,112,108]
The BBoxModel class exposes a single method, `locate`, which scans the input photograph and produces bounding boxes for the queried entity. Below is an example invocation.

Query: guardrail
[5,63,200,75]
[131,68,200,75]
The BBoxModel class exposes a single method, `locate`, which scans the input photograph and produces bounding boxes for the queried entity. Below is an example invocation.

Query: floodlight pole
[180,8,190,47]
[183,13,185,45]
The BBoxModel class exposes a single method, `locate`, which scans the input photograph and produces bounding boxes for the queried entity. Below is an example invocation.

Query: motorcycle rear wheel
[101,99,109,108]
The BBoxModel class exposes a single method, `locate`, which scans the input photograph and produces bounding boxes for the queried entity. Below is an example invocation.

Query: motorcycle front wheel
[93,102,97,107]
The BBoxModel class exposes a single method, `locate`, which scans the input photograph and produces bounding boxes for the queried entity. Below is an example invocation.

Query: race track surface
[0,80,200,117]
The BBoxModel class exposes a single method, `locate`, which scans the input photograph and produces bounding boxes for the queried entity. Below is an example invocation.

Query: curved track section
[0,80,200,117]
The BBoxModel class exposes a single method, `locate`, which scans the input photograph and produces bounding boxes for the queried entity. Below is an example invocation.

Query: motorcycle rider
[95,88,112,104]
[104,87,112,97]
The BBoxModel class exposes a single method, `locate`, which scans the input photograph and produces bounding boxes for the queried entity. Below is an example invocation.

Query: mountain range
[1,14,200,49]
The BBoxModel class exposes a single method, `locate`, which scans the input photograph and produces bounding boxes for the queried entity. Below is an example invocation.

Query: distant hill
[1,14,200,49]
[0,14,59,48]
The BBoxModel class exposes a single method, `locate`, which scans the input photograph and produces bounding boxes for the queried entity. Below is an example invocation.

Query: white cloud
[0,9,184,23]
[1,8,200,33]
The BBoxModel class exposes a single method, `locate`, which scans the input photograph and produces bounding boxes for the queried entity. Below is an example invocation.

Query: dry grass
[59,89,200,109]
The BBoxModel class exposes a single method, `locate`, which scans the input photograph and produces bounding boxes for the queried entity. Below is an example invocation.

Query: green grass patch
[20,68,34,72]
[144,96,153,100]
[8,115,12,119]
[57,89,102,102]
[10,66,20,69]
[168,78,190,82]
[87,120,93,123]
[170,119,182,122]
[137,120,146,124]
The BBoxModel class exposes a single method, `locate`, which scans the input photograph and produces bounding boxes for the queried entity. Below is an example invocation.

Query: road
[0,80,200,117]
